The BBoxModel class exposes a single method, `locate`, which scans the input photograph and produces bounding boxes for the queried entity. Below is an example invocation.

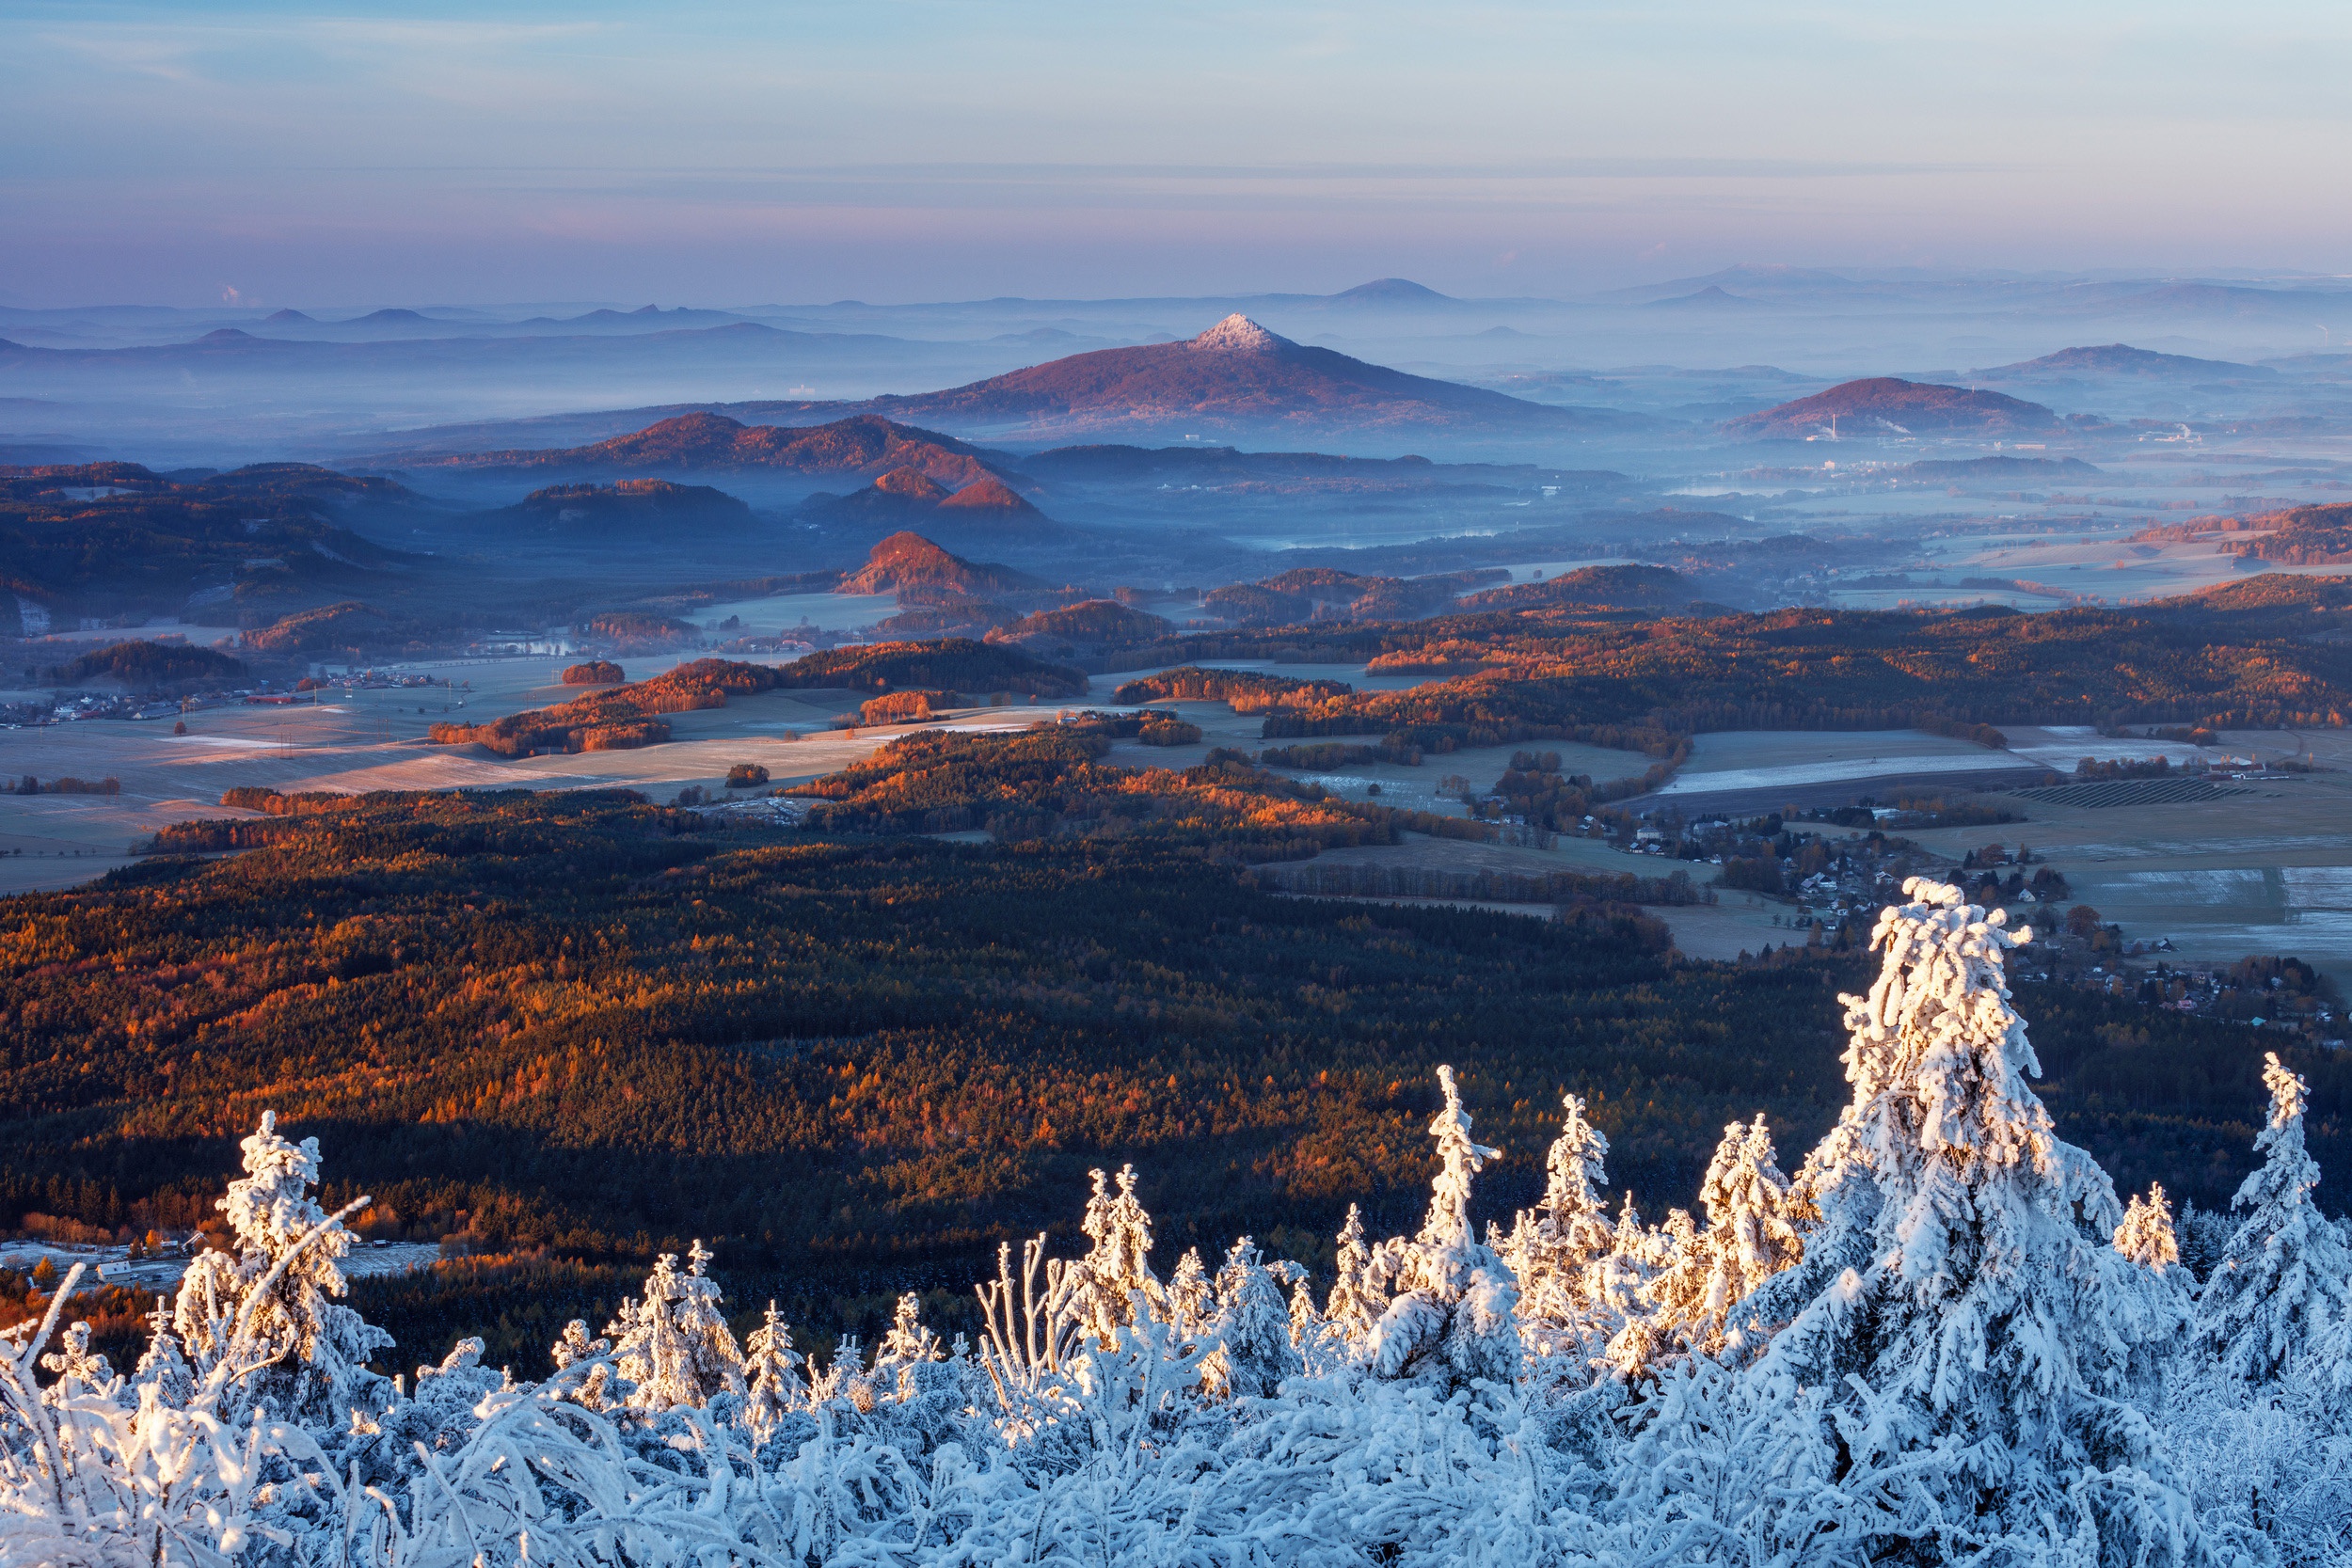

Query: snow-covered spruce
[1502,1092,1619,1363]
[3,927,2345,1562]
[1724,878,2230,1560]
[2193,1050,2352,1386]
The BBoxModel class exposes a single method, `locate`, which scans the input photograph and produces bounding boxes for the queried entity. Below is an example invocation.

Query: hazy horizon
[8,0,2352,309]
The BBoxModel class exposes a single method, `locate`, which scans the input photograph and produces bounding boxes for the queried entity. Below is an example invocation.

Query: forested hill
[1104,578,2352,740]
[1,787,2337,1371]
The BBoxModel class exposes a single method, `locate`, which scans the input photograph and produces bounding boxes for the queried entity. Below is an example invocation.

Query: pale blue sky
[4,1,2348,307]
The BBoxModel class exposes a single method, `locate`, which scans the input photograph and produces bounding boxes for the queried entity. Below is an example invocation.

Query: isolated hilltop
[1974,343,2271,380]
[1724,376,2063,439]
[491,479,753,533]
[1323,277,1456,306]
[837,530,1041,594]
[1898,454,2100,480]
[409,412,1012,488]
[804,465,1057,535]
[785,315,1619,440]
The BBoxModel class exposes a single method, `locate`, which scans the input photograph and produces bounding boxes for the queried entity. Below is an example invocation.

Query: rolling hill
[407,413,1013,488]
[1973,343,2271,380]
[803,466,1058,536]
[1723,377,2064,439]
[836,531,1042,595]
[782,315,1624,441]
[488,480,755,534]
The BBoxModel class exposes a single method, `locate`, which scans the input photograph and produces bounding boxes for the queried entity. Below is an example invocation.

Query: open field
[1897,744,2352,990]
[15,638,2346,995]
[1655,728,2015,799]
[7,650,1627,888]
[1602,721,2352,980]
[680,589,898,635]
[1647,725,2282,814]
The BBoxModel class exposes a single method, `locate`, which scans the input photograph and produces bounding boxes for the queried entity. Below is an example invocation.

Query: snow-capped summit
[1189,313,1286,353]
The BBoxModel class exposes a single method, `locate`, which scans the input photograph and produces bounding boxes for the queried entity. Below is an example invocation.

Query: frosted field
[0,648,1086,892]
[1898,752,2352,990]
[0,653,1604,892]
[1650,726,2275,801]
[1654,728,2011,797]
[688,589,898,634]
[2001,725,2231,768]
[1808,523,2352,611]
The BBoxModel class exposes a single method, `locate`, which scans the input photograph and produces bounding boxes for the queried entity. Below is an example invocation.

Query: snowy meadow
[4,879,2347,1566]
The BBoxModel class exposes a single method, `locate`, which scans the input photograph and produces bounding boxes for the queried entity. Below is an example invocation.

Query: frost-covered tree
[2116,1181,2197,1361]
[741,1300,806,1437]
[2117,1181,2183,1273]
[171,1110,391,1426]
[1613,1117,1804,1370]
[1740,879,2190,1548]
[1360,1066,1522,1386]
[1287,1277,1335,1366]
[1165,1246,1213,1339]
[604,1241,746,1410]
[549,1318,616,1408]
[1604,1207,1695,1378]
[1503,1092,1617,1359]
[1200,1237,1302,1400]
[2195,1052,2352,1385]
[1075,1164,1164,1344]
[873,1292,946,1383]
[129,1293,192,1407]
[1322,1204,1381,1350]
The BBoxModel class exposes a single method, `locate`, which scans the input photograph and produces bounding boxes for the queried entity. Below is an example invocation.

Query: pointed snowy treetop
[1419,1065,1500,1252]
[1538,1092,1611,1227]
[2197,1049,2349,1382]
[1844,877,2064,1180]
[2235,1050,2319,1212]
[221,1110,333,1258]
[1189,314,1289,353]
[2260,1049,2308,1132]
[1752,875,2172,1439]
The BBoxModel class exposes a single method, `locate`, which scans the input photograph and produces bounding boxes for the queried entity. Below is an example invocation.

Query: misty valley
[11,277,2352,1563]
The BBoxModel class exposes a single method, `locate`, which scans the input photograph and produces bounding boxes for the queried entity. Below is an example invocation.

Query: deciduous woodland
[5,880,2348,1563]
[1194,577,2352,743]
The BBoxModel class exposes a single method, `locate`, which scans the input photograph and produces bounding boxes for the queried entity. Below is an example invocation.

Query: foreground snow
[5,879,2349,1565]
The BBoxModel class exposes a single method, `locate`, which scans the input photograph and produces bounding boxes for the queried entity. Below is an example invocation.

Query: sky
[4,0,2350,309]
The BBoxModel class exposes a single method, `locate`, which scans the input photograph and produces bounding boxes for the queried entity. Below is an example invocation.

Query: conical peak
[871,466,949,499]
[1190,313,1286,353]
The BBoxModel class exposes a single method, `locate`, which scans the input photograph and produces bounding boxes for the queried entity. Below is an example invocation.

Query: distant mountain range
[1724,378,2065,439]
[767,315,1628,442]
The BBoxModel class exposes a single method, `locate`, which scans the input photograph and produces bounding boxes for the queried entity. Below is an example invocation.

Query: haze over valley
[9,5,2352,1562]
